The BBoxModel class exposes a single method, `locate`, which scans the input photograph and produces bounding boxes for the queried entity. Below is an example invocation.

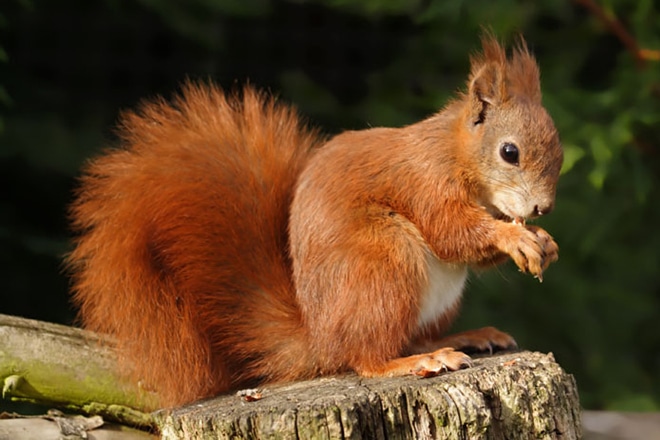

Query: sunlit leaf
[560,144,586,175]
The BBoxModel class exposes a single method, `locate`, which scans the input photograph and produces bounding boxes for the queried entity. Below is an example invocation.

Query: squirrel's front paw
[526,225,558,276]
[497,223,558,281]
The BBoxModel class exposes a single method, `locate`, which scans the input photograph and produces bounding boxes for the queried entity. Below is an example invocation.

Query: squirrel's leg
[342,213,482,377]
[410,327,517,356]
[356,348,473,378]
[295,205,477,378]
[360,326,515,377]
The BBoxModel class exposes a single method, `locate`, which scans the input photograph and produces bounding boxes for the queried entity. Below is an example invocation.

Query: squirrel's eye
[500,142,519,165]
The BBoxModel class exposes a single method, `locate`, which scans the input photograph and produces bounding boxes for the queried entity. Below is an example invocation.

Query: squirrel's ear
[467,62,506,125]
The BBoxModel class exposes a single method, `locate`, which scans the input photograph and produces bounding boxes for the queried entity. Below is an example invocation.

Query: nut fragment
[236,388,263,402]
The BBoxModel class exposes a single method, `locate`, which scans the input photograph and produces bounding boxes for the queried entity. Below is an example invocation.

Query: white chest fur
[417,255,467,329]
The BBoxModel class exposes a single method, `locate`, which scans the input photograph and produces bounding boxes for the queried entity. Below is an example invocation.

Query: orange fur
[68,85,321,408]
[68,36,562,409]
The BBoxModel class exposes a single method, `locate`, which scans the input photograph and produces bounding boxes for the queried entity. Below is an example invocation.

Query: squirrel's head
[461,35,563,222]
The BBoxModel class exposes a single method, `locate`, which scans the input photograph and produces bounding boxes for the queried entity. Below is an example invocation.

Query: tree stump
[155,351,581,439]
[0,314,581,438]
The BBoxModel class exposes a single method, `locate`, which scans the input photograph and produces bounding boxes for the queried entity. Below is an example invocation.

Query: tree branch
[0,313,155,429]
[573,0,660,68]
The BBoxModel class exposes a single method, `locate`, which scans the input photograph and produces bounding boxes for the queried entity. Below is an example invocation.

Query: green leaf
[587,135,612,188]
[560,144,586,175]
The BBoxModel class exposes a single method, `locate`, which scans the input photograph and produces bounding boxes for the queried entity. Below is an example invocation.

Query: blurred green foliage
[1,0,659,411]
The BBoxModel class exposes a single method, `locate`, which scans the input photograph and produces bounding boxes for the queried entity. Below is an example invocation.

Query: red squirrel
[67,36,562,410]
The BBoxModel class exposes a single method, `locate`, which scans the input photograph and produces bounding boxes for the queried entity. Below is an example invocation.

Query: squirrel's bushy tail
[67,83,321,408]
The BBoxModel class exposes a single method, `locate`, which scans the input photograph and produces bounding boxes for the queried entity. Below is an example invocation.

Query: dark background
[1,0,659,412]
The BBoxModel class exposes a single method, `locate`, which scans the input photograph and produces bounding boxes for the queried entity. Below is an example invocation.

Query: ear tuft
[509,36,542,103]
[467,35,507,125]
[465,33,543,125]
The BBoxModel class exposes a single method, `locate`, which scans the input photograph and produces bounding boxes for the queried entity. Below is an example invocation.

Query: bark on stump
[155,351,581,439]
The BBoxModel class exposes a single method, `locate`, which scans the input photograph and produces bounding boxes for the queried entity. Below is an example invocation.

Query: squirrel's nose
[534,201,554,217]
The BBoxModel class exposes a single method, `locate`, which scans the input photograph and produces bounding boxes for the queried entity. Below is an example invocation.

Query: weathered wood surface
[156,351,581,440]
[0,313,581,439]
[0,313,155,428]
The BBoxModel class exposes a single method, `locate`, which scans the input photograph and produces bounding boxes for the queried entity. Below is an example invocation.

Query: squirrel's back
[68,83,321,408]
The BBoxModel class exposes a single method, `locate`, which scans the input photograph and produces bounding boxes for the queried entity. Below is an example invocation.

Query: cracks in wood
[292,407,300,440]
[152,352,581,439]
[440,384,465,438]
[479,385,504,439]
